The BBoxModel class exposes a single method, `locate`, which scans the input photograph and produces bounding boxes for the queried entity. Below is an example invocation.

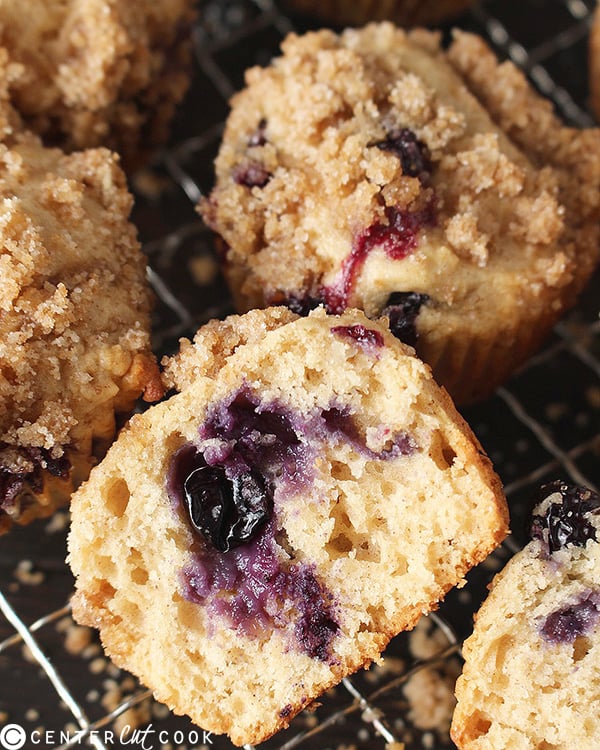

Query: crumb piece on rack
[86,690,100,703]
[409,618,449,660]
[131,169,173,201]
[82,643,102,660]
[546,401,569,422]
[13,560,45,586]
[386,743,406,750]
[64,623,93,655]
[101,679,122,712]
[89,657,108,675]
[190,255,219,286]
[585,386,600,410]
[403,666,456,733]
[151,702,170,720]
[365,655,406,685]
[25,708,39,722]
[113,703,152,738]
[45,511,69,534]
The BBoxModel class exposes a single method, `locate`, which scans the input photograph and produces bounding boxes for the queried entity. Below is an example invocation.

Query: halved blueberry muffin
[68,306,508,745]
[200,24,600,404]
[452,482,600,749]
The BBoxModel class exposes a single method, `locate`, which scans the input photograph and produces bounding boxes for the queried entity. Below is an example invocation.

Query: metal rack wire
[1,0,599,748]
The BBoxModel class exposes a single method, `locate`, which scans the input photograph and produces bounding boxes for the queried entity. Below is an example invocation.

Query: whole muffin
[284,0,474,27]
[200,24,600,404]
[68,306,508,746]
[452,481,600,749]
[0,0,195,168]
[0,128,162,533]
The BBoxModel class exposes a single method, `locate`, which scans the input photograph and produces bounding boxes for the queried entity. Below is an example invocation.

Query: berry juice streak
[322,201,436,313]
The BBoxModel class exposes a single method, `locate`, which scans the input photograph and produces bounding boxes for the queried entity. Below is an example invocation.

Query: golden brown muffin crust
[0,131,161,531]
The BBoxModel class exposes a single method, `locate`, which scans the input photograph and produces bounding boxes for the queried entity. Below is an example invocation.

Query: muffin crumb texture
[68,307,508,745]
[452,482,600,749]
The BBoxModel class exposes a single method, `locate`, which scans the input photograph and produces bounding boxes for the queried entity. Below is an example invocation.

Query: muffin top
[0,0,194,162]
[201,24,600,400]
[0,130,161,469]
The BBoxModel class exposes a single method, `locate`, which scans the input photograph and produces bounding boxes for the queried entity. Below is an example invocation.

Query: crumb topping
[0,133,160,470]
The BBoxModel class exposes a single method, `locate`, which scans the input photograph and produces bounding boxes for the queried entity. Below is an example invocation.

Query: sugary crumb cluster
[0,0,195,166]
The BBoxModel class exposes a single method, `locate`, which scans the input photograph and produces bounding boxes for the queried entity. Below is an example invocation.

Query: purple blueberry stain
[540,591,600,645]
[232,161,271,188]
[279,704,294,719]
[168,387,418,660]
[321,405,417,461]
[374,128,432,183]
[181,522,340,661]
[382,292,430,348]
[330,324,384,356]
[199,391,308,491]
[530,481,600,554]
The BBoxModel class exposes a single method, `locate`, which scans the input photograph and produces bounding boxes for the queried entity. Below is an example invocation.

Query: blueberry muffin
[452,482,600,749]
[0,0,195,168]
[201,24,600,404]
[285,0,474,27]
[68,306,508,746]
[591,3,600,122]
[0,130,162,533]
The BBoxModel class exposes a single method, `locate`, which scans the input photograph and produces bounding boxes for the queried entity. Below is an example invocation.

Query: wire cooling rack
[1,0,599,748]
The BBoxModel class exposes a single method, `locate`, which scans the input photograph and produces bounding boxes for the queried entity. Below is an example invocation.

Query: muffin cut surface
[452,482,600,750]
[68,307,508,745]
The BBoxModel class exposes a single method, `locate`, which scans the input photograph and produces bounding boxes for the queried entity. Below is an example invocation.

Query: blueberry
[182,453,271,553]
[232,161,271,188]
[530,481,600,553]
[248,118,268,147]
[374,128,432,182]
[382,291,430,348]
[0,444,70,513]
[277,293,324,316]
[540,594,599,644]
[330,324,384,351]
